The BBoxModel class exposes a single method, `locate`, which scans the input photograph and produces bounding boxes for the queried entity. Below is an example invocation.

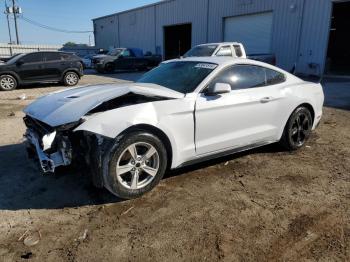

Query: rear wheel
[280,106,313,150]
[0,75,17,91]
[105,131,168,199]
[63,71,79,86]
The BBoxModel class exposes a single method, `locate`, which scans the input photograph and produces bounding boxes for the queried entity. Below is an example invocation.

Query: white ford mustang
[23,57,324,199]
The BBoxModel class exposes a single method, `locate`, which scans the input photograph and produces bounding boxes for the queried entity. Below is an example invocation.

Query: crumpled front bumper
[24,129,71,173]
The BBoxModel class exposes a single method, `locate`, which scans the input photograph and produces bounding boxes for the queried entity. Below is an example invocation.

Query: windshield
[184,45,218,57]
[107,48,123,56]
[5,53,25,64]
[137,61,217,93]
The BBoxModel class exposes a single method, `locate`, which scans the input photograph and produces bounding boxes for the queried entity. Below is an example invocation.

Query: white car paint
[23,57,324,172]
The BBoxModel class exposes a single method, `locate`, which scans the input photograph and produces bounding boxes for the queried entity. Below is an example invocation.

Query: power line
[4,0,13,43]
[19,15,93,34]
[12,0,20,44]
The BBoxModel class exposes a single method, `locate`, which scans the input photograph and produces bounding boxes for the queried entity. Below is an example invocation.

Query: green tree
[63,42,77,47]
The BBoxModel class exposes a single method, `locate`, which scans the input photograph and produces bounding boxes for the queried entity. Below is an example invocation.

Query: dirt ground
[0,73,349,262]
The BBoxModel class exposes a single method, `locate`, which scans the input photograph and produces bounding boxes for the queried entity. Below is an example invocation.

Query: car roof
[197,42,242,46]
[164,56,247,65]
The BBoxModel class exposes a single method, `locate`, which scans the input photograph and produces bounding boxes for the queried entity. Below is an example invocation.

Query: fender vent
[66,95,80,99]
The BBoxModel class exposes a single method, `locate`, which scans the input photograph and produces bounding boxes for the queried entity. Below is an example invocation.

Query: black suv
[0,51,83,91]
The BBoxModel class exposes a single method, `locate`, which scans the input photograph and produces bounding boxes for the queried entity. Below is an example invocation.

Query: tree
[63,42,77,47]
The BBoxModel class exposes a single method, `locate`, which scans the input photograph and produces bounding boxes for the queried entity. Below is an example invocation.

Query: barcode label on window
[195,63,217,69]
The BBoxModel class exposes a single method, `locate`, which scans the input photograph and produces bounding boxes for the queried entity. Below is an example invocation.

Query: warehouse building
[92,0,350,76]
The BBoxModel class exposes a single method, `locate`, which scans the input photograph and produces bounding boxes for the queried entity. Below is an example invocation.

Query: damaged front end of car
[23,114,114,188]
[22,82,184,190]
[24,116,80,173]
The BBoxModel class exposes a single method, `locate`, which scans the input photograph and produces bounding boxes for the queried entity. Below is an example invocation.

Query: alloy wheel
[0,76,15,90]
[116,142,160,190]
[65,73,78,85]
[290,111,311,147]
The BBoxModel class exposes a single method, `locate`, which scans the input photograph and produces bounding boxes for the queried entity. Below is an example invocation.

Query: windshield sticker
[195,63,217,70]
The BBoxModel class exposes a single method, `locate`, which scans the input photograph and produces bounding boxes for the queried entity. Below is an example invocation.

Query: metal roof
[92,0,175,21]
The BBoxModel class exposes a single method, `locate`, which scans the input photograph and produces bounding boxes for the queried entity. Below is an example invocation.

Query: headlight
[42,131,56,151]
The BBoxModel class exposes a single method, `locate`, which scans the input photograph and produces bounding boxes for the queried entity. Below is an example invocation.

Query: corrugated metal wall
[155,0,209,51]
[208,0,305,71]
[94,15,118,49]
[93,0,334,75]
[119,6,156,53]
[296,0,332,75]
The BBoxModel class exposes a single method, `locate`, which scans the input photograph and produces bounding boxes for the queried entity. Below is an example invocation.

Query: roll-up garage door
[224,12,273,54]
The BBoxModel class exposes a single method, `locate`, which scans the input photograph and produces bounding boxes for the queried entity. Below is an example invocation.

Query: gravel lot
[0,72,349,261]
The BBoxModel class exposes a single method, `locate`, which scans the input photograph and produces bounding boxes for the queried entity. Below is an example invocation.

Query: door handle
[260,97,273,103]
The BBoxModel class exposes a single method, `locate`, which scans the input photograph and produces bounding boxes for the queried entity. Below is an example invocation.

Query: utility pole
[11,0,21,44]
[4,1,13,43]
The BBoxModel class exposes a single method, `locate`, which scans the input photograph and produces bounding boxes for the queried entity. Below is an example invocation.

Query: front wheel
[63,71,79,86]
[0,75,17,91]
[280,106,313,150]
[105,131,168,199]
[104,63,115,73]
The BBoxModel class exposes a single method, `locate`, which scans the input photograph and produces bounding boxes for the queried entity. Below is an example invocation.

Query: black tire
[0,74,17,91]
[104,63,115,73]
[105,131,168,199]
[280,106,313,151]
[63,71,79,86]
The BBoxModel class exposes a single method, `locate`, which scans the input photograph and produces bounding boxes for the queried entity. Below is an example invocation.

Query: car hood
[23,83,184,127]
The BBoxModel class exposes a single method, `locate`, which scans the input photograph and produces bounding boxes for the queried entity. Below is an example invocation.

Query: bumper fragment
[24,129,70,173]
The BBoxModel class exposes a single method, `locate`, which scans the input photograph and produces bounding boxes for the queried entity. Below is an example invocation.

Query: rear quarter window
[265,68,286,85]
[60,53,77,60]
[44,52,61,61]
[233,45,243,57]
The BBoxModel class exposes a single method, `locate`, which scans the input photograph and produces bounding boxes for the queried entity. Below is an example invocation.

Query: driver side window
[208,65,266,91]
[21,53,43,64]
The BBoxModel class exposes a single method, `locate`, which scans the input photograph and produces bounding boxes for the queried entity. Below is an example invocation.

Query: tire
[104,63,115,73]
[105,131,168,199]
[0,74,17,91]
[63,71,79,86]
[280,106,313,151]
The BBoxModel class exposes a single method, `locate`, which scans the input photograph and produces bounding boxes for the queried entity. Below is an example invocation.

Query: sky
[0,0,159,45]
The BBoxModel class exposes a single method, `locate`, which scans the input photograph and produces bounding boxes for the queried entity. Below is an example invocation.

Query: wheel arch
[119,124,173,169]
[62,68,82,80]
[0,71,21,84]
[278,102,316,140]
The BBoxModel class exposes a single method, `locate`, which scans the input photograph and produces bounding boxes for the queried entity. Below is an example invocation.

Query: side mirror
[206,83,231,96]
[16,59,24,66]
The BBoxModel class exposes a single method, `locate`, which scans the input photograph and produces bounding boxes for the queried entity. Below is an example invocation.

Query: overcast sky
[0,0,159,45]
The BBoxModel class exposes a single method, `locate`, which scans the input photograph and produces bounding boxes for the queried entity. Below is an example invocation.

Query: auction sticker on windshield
[195,63,218,70]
